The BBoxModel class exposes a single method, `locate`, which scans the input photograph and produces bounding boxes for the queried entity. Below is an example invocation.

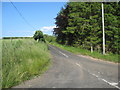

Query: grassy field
[0,39,2,89]
[2,39,51,88]
[50,42,119,63]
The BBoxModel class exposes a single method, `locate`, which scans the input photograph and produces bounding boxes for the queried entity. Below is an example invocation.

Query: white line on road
[91,73,99,78]
[76,63,120,89]
[101,79,119,89]
[49,45,68,58]
[52,87,56,88]
[76,63,81,67]
[59,51,68,58]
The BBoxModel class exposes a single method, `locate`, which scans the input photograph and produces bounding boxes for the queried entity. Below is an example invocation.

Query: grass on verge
[2,39,51,88]
[50,42,119,63]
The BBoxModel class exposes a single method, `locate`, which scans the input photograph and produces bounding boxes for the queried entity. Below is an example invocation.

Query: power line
[8,0,36,30]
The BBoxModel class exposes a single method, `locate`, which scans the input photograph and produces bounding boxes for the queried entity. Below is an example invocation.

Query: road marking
[76,63,81,67]
[76,63,120,89]
[109,82,118,86]
[98,72,100,74]
[52,87,56,88]
[100,79,120,89]
[50,45,68,58]
[29,85,32,87]
[59,51,68,58]
[91,73,99,78]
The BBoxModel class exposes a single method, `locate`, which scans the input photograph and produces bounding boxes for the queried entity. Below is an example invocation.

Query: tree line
[54,2,120,54]
[2,37,33,39]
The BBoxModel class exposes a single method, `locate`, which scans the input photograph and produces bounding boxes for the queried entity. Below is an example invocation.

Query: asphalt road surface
[14,45,120,89]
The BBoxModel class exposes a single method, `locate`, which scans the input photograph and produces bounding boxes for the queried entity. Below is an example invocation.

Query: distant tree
[33,30,45,42]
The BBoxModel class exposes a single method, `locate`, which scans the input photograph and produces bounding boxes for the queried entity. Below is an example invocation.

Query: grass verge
[50,42,119,63]
[2,39,51,88]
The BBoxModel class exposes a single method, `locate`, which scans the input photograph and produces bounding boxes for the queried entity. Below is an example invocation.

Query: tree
[54,2,119,54]
[33,30,45,42]
[54,5,69,45]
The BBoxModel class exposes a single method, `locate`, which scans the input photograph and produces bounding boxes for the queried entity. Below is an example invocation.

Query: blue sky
[2,2,67,37]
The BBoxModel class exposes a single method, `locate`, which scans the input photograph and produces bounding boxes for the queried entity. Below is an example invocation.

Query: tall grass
[2,39,50,88]
[50,42,119,63]
[0,39,2,89]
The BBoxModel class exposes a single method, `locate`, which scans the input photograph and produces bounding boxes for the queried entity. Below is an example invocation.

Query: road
[14,45,120,89]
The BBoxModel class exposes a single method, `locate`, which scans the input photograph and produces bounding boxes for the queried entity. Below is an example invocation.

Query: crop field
[2,39,50,88]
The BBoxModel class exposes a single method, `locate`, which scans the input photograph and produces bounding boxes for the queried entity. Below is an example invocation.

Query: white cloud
[40,25,56,35]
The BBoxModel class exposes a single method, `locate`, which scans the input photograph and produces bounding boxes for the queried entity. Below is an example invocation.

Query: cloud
[40,26,56,35]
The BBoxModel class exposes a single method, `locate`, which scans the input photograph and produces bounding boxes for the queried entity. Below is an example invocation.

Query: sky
[2,2,67,37]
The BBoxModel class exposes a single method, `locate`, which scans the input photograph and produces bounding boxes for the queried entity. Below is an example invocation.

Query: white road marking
[76,63,81,67]
[59,51,68,58]
[52,87,56,88]
[109,82,118,86]
[76,63,120,89]
[101,79,120,89]
[98,72,100,74]
[29,85,32,87]
[50,45,68,58]
[91,73,99,78]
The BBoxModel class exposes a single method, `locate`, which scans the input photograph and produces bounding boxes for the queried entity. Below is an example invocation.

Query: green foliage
[2,39,51,88]
[44,34,56,43]
[54,2,120,54]
[33,30,45,42]
[50,42,119,63]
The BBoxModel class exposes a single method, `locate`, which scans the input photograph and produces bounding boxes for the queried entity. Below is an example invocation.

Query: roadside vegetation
[2,38,51,88]
[44,34,56,43]
[51,42,119,63]
[45,35,119,63]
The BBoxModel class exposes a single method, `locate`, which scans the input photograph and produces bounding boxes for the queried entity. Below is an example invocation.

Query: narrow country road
[14,45,120,89]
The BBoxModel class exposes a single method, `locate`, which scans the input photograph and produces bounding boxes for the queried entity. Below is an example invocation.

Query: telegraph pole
[102,2,105,55]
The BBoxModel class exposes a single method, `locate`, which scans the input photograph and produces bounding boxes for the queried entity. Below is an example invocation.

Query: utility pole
[102,2,105,55]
